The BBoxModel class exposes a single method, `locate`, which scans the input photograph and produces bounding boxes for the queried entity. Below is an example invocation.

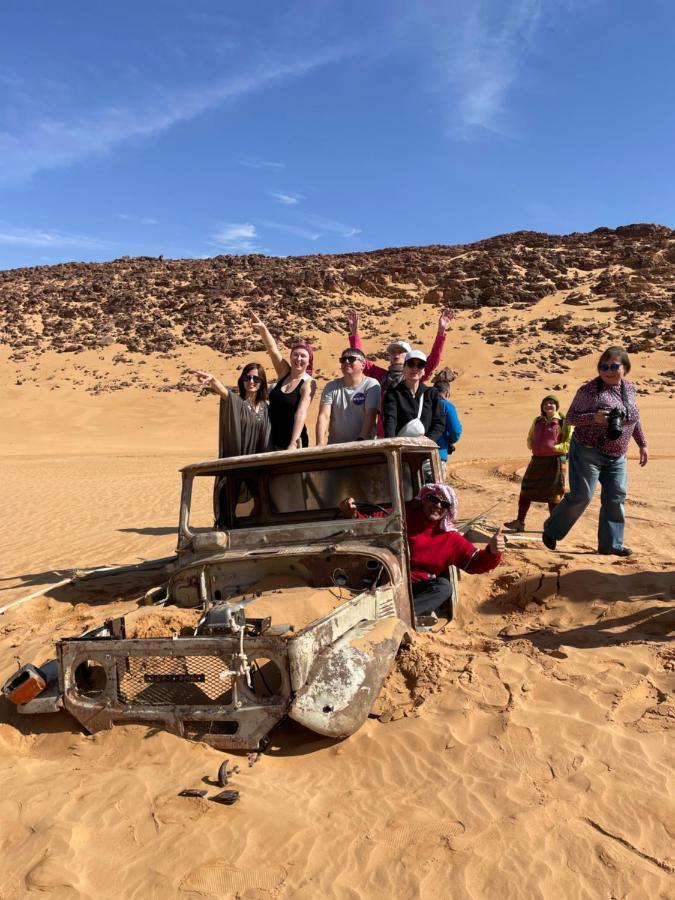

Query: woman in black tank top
[250,312,316,450]
[269,371,309,449]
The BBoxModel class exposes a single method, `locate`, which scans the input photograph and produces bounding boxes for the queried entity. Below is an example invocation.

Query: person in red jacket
[345,308,454,437]
[339,483,504,622]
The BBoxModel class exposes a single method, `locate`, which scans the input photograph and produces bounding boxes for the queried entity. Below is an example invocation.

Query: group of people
[193,316,648,620]
[193,307,462,459]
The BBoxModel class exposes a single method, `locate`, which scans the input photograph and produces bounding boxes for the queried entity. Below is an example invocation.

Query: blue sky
[1,0,673,269]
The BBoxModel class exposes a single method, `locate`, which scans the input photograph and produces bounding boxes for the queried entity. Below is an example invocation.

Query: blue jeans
[543,440,627,552]
[412,577,453,616]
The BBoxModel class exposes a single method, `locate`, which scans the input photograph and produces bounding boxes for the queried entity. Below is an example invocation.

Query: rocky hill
[1,224,673,365]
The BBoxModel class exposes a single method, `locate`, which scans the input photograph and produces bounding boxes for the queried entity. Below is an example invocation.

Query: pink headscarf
[417,483,458,532]
[290,340,314,375]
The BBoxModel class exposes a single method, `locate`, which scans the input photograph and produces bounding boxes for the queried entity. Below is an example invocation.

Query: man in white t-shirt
[316,348,381,445]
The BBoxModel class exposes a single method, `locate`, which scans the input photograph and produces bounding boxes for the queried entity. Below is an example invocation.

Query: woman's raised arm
[249,312,289,379]
[192,370,228,399]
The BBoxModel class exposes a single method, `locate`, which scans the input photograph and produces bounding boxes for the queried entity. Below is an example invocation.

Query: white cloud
[300,213,361,238]
[216,224,256,241]
[116,213,159,225]
[209,222,264,253]
[0,226,107,248]
[269,191,303,205]
[449,0,542,136]
[240,158,286,170]
[416,0,544,138]
[385,0,546,139]
[0,47,352,187]
[257,219,320,240]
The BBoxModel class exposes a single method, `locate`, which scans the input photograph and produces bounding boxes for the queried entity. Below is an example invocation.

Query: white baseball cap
[387,339,412,354]
[405,350,428,364]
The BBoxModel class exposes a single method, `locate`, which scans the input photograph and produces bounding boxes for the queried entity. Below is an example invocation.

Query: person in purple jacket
[542,346,648,557]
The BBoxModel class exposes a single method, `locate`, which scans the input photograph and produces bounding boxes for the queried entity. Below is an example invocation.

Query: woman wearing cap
[250,312,317,451]
[192,362,271,457]
[504,394,573,532]
[542,346,648,556]
[340,484,504,622]
[345,307,454,436]
[383,350,445,441]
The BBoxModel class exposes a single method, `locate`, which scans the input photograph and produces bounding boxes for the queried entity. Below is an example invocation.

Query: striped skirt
[520,454,565,503]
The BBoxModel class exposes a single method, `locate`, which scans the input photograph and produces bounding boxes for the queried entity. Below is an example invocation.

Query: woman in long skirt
[504,394,573,532]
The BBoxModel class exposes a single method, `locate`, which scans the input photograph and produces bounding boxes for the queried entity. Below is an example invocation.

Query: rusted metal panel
[58,635,291,750]
[180,436,439,475]
[287,591,379,690]
[286,554,410,690]
[289,617,411,738]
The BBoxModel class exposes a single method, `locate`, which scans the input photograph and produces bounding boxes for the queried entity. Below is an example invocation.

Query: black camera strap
[595,376,629,414]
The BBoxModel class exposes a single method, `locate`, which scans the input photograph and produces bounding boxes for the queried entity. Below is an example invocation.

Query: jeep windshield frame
[177,437,442,545]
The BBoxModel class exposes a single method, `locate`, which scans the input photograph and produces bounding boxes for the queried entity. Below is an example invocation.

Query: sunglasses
[599,363,621,372]
[242,374,261,383]
[405,360,425,369]
[426,494,451,510]
[339,355,362,364]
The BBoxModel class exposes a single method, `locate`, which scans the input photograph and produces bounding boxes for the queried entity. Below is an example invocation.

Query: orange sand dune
[0,296,673,899]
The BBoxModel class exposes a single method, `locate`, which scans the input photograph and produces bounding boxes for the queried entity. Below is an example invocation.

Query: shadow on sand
[0,568,80,592]
[1,696,340,757]
[483,567,674,650]
[1,557,175,608]
[118,527,177,536]
[502,604,673,651]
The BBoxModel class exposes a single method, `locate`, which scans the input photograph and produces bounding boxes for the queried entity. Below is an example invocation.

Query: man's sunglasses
[242,374,262,383]
[340,355,362,364]
[426,494,451,509]
[405,360,425,369]
[599,363,621,372]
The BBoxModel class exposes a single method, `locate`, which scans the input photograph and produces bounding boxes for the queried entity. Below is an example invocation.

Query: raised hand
[346,308,360,334]
[489,526,506,555]
[191,370,227,397]
[438,308,455,333]
[249,311,265,330]
[338,497,358,519]
[192,369,215,387]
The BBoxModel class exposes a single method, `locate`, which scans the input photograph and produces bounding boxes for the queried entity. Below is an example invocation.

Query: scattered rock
[0,226,672,383]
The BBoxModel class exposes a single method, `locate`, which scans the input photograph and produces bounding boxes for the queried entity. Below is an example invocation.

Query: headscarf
[384,364,404,391]
[417,483,458,532]
[290,341,314,375]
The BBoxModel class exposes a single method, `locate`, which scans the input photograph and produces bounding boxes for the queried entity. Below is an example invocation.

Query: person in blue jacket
[434,379,462,461]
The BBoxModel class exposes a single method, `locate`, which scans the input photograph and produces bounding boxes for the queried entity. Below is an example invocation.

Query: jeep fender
[288,617,411,739]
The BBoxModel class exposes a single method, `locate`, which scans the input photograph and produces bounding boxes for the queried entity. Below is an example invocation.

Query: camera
[606,407,625,440]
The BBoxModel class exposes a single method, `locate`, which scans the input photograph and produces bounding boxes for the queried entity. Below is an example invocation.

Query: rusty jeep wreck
[11,438,457,750]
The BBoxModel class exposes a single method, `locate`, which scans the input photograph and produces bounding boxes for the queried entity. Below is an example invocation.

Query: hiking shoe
[503,519,525,532]
[599,547,633,557]
[542,532,557,551]
[415,612,438,632]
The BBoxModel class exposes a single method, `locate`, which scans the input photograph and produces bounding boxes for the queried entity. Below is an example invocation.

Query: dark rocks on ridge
[0,224,673,361]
